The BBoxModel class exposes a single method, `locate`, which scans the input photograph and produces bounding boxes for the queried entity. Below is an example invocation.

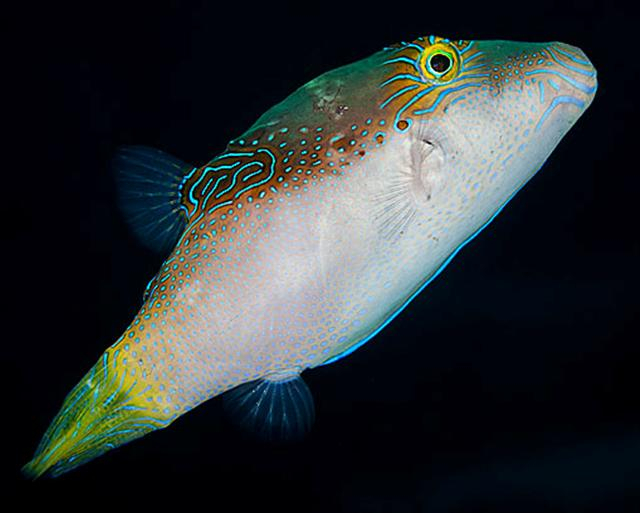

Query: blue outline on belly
[319,168,542,366]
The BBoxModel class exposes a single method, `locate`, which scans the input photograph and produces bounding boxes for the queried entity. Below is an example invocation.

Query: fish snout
[545,42,598,103]
[531,42,597,132]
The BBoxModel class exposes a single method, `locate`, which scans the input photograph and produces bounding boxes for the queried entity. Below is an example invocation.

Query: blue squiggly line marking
[234,149,277,197]
[413,83,483,115]
[459,41,474,54]
[535,95,585,131]
[524,69,596,94]
[382,56,420,72]
[379,73,424,88]
[547,48,596,77]
[552,46,591,66]
[241,162,265,182]
[380,84,420,109]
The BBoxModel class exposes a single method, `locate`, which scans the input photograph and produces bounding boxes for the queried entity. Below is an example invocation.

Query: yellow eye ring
[419,43,461,83]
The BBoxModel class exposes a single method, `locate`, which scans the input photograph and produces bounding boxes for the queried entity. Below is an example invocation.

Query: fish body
[24,35,596,477]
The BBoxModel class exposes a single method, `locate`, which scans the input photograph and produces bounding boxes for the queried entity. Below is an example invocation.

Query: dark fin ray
[223,373,315,442]
[113,145,192,253]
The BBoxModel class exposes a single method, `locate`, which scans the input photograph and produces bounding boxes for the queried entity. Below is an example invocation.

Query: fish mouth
[534,42,597,132]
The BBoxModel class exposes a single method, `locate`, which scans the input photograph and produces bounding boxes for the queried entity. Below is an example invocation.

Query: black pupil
[430,53,451,73]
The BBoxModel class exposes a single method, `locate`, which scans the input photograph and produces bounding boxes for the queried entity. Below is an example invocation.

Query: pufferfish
[23,34,597,478]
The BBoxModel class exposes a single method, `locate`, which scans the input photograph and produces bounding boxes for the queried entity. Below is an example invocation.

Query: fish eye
[429,53,452,74]
[418,42,460,83]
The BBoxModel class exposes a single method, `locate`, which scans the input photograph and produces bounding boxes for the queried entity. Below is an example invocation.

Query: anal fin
[223,372,315,441]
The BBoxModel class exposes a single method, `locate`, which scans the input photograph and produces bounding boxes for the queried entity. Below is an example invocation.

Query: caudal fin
[23,349,173,479]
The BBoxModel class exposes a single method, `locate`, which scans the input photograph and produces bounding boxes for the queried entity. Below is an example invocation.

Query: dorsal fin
[113,145,193,253]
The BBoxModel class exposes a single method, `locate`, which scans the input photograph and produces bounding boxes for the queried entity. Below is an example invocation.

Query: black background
[5,1,639,511]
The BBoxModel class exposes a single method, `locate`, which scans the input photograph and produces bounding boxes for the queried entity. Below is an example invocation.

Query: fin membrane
[223,374,315,441]
[113,145,192,253]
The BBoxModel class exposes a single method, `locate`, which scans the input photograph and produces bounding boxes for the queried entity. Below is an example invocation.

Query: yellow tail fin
[23,349,174,479]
